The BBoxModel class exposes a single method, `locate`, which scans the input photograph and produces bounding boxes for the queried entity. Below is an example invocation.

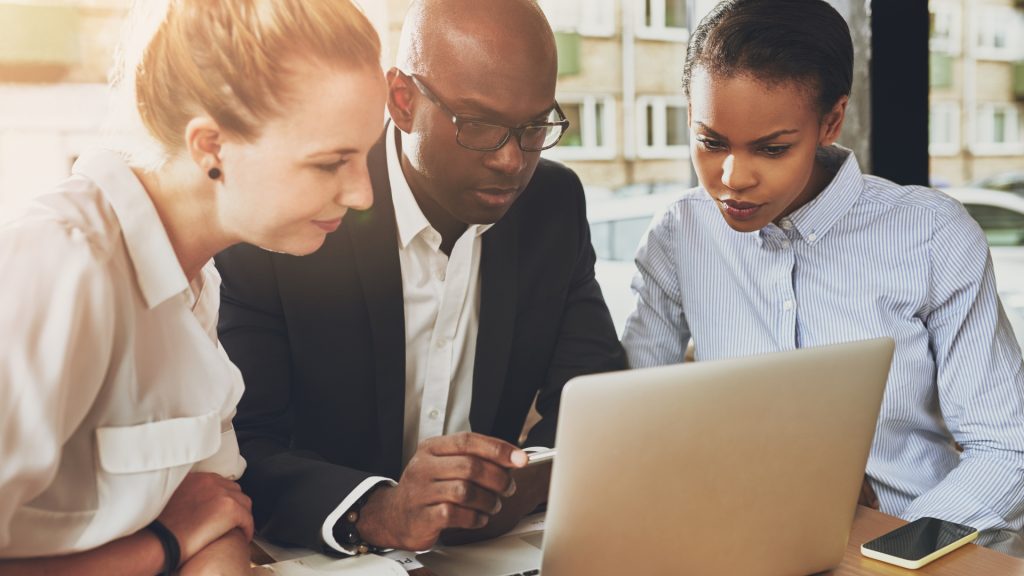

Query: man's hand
[356,432,528,551]
[440,455,552,546]
[157,473,254,564]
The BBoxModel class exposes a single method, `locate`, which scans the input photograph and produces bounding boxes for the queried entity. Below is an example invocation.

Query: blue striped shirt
[622,146,1024,556]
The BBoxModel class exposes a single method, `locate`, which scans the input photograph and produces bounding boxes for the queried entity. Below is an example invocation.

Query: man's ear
[819,95,848,147]
[387,68,416,134]
[184,116,223,175]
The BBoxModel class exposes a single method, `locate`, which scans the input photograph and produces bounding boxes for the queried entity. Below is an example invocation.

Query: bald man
[215,0,625,553]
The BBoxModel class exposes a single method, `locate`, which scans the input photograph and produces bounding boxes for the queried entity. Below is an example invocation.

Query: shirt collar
[385,124,492,251]
[778,145,864,244]
[72,149,189,309]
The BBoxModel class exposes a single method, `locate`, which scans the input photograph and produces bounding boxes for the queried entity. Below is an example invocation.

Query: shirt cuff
[321,476,397,554]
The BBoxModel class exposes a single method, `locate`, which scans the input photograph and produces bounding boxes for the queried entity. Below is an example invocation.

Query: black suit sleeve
[524,169,628,448]
[216,244,381,550]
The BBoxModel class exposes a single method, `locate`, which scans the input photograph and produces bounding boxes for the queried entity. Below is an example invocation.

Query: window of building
[637,0,688,42]
[545,95,616,161]
[928,1,961,55]
[975,103,1024,155]
[974,6,1020,60]
[539,0,615,37]
[929,101,959,156]
[637,96,689,159]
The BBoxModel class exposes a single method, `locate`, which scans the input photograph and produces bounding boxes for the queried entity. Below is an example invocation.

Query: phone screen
[862,517,977,561]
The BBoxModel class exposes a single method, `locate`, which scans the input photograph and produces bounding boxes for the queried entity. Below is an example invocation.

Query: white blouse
[0,149,246,558]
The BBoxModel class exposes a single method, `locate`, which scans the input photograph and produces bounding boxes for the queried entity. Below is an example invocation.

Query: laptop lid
[540,337,894,576]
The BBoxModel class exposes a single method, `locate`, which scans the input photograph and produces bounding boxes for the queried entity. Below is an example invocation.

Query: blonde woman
[0,1,386,574]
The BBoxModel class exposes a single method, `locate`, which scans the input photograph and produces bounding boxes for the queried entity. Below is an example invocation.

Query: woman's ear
[386,67,416,134]
[819,95,848,147]
[184,117,223,176]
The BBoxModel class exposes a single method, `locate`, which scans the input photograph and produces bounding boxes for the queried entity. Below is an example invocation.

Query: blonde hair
[106,0,381,167]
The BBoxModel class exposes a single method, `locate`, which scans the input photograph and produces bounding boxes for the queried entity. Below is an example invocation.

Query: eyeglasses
[405,72,570,152]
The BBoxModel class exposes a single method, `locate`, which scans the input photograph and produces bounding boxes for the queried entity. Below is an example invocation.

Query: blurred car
[970,171,1024,198]
[589,186,1024,349]
[588,191,683,334]
[612,179,691,198]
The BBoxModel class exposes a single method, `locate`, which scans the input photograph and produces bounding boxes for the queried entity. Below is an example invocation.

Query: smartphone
[526,448,555,466]
[860,517,979,569]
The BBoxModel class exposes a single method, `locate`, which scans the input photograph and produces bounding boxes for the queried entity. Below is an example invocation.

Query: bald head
[387,0,562,230]
[397,0,557,92]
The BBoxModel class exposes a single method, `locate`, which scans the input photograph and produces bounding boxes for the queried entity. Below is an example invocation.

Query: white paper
[255,553,407,575]
[504,512,546,537]
[252,537,423,572]
[251,513,546,574]
[379,549,423,571]
[253,537,319,563]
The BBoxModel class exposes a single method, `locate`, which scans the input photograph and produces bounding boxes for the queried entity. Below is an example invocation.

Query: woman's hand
[157,473,254,564]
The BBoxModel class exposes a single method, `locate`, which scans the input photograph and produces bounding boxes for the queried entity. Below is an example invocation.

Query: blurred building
[378,0,871,195]
[535,0,702,192]
[0,0,128,218]
[929,0,1024,186]
[371,0,702,194]
[0,0,714,215]
[1,0,978,218]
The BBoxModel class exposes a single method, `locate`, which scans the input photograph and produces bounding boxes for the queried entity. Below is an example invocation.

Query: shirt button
[436,337,448,349]
[807,233,818,242]
[428,408,441,420]
[783,299,794,311]
[781,240,791,249]
[779,219,794,230]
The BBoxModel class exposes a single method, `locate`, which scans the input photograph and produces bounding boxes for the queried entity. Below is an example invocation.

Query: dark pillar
[870,0,930,186]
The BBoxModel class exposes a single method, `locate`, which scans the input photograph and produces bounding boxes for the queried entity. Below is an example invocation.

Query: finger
[225,489,253,513]
[214,492,254,540]
[224,498,255,542]
[430,502,488,531]
[428,455,516,496]
[235,506,255,541]
[425,432,528,468]
[430,480,503,515]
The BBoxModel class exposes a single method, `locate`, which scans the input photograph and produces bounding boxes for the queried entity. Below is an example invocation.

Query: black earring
[208,167,222,180]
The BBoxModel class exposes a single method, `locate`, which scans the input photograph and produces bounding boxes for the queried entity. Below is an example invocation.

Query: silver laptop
[418,338,895,576]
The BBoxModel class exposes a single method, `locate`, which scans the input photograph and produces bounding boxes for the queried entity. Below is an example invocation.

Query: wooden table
[825,506,1024,575]
[252,507,1023,574]
[404,506,1024,576]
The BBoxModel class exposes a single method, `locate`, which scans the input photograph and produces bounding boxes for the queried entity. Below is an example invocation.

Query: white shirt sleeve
[0,219,116,548]
[321,476,398,554]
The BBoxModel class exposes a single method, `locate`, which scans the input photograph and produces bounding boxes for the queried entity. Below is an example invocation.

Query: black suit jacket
[215,133,626,549]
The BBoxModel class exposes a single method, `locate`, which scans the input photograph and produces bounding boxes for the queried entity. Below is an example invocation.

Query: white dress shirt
[623,146,1024,556]
[389,126,491,466]
[322,126,490,553]
[0,150,246,558]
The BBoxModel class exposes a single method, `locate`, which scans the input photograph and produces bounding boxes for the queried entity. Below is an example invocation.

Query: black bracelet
[145,519,181,576]
[333,487,383,555]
